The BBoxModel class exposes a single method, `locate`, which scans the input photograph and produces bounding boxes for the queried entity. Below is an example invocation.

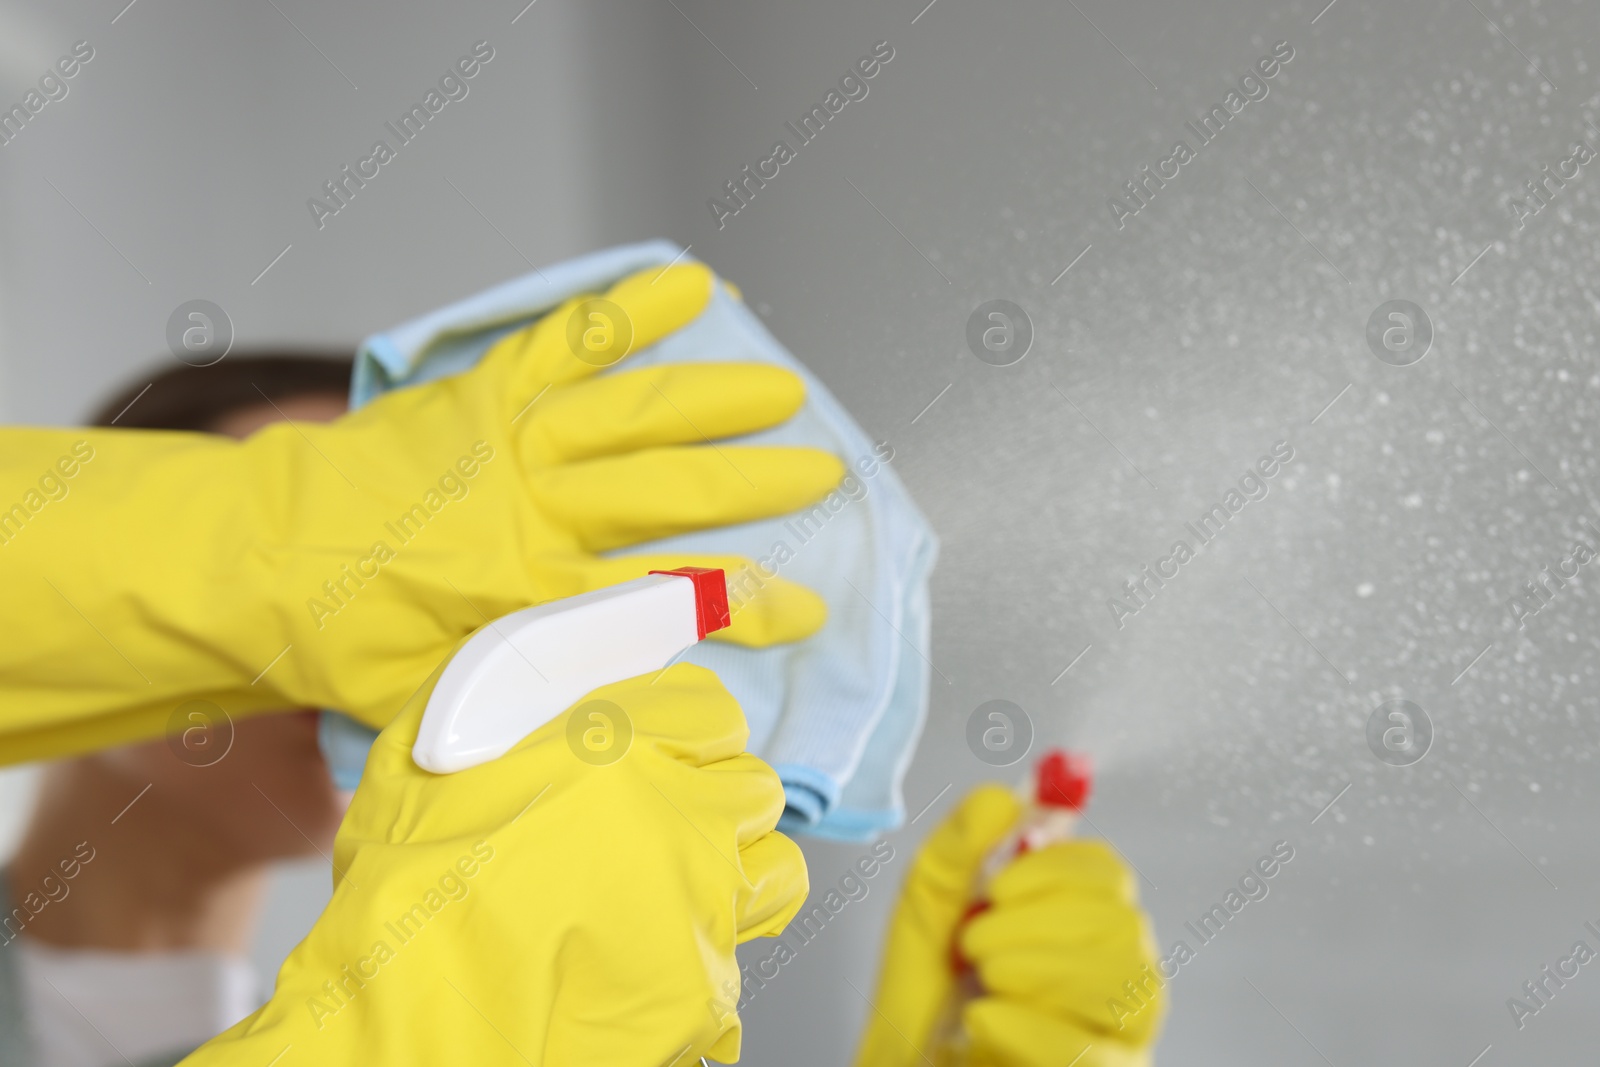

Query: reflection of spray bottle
[944,749,1094,1042]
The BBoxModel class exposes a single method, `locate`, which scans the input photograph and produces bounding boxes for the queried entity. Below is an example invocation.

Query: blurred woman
[2,355,353,1067]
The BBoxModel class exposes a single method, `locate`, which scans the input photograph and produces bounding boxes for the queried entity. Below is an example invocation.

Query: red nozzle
[648,567,731,639]
[1036,748,1092,811]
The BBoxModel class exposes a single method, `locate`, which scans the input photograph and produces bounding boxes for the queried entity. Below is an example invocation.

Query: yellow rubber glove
[180,659,804,1067]
[852,786,1164,1067]
[0,263,842,763]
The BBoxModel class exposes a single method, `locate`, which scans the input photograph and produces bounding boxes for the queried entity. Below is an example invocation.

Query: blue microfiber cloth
[320,240,937,840]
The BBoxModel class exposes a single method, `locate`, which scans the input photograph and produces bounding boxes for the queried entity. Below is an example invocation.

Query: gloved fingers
[692,752,792,850]
[962,902,1164,1041]
[363,637,468,755]
[733,830,810,943]
[536,445,845,553]
[717,572,826,647]
[987,840,1141,907]
[855,781,1020,1059]
[962,895,1150,961]
[905,784,1022,912]
[962,999,1154,1067]
[567,262,719,384]
[479,263,716,403]
[525,363,805,465]
[703,1025,744,1066]
[982,954,1166,1047]
[593,663,750,765]
[580,553,827,647]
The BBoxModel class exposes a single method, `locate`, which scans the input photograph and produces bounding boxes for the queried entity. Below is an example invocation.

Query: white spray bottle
[411,567,729,773]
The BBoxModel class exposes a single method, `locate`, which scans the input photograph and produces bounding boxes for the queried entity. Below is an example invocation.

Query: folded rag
[320,241,938,840]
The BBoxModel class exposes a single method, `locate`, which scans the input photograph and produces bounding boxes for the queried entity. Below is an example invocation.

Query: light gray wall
[0,0,629,423]
[6,1,1600,1064]
[610,1,1600,1063]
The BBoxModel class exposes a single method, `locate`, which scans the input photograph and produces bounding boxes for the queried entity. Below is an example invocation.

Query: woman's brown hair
[89,351,356,432]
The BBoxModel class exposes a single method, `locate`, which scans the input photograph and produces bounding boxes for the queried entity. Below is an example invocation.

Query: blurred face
[95,707,344,864]
[89,392,351,862]
[211,393,348,437]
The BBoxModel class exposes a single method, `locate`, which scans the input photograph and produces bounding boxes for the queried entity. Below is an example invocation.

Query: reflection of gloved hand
[853,786,1164,1067]
[0,263,841,762]
[181,660,805,1067]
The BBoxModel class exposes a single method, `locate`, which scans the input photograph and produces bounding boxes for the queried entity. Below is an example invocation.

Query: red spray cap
[1035,748,1093,811]
[648,567,731,640]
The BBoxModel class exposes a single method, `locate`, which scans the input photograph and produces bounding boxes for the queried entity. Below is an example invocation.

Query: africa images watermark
[721,440,897,618]
[1106,40,1296,231]
[0,40,96,148]
[306,840,495,1029]
[1108,840,1296,1031]
[1505,132,1596,232]
[715,838,897,1019]
[708,40,896,230]
[0,440,96,548]
[1107,440,1296,630]
[1,841,97,945]
[1505,918,1600,1031]
[307,41,496,230]
[1506,518,1600,631]
[305,441,496,629]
